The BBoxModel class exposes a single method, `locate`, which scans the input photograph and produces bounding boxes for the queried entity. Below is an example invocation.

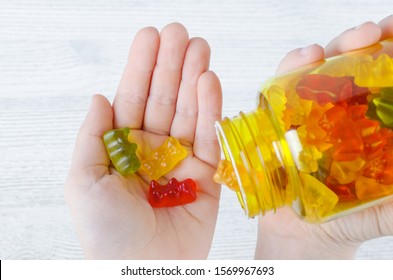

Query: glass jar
[215,39,393,223]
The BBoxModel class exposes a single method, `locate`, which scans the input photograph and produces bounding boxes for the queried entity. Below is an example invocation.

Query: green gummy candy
[103,128,141,175]
[373,87,393,127]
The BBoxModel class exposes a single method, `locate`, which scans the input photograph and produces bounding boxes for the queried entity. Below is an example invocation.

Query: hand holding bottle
[255,16,393,259]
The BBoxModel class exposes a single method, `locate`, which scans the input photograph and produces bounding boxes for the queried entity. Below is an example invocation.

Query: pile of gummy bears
[289,53,393,202]
[214,50,393,220]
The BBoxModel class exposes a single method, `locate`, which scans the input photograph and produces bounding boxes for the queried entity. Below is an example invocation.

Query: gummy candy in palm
[148,178,197,207]
[103,128,141,175]
[141,136,187,180]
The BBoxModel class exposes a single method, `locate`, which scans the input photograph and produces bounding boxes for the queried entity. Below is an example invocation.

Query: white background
[1,0,393,259]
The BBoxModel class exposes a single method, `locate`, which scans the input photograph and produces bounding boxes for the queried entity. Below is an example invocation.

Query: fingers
[113,27,159,129]
[378,15,393,40]
[325,21,381,57]
[170,37,211,145]
[143,23,189,135]
[194,71,222,167]
[276,19,388,75]
[275,44,325,74]
[69,94,113,176]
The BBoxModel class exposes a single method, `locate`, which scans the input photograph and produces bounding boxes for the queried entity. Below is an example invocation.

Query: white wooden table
[1,0,393,259]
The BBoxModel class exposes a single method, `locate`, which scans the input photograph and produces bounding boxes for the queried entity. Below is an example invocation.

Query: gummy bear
[296,74,353,106]
[298,145,322,173]
[325,175,357,202]
[297,102,333,152]
[141,136,187,180]
[300,173,339,220]
[356,176,393,200]
[363,150,393,185]
[148,178,197,207]
[347,105,387,160]
[355,53,393,87]
[330,158,365,185]
[283,89,313,129]
[372,87,393,127]
[311,55,359,77]
[103,128,141,175]
[319,106,364,161]
[213,160,240,192]
[345,78,370,106]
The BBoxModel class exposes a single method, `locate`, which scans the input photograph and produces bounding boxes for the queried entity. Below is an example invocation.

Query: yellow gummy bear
[312,55,358,77]
[283,89,313,129]
[355,53,393,87]
[140,136,187,180]
[297,103,334,152]
[300,173,339,221]
[331,158,366,185]
[355,176,393,200]
[213,159,262,217]
[298,145,323,173]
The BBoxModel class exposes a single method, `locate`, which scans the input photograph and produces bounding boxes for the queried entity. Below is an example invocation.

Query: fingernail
[300,44,316,56]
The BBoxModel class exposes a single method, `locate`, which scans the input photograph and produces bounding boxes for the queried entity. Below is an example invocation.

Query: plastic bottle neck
[216,98,302,217]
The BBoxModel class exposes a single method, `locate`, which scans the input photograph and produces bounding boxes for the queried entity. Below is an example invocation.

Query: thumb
[68,94,113,180]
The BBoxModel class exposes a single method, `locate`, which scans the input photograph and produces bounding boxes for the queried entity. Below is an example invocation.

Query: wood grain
[1,0,393,259]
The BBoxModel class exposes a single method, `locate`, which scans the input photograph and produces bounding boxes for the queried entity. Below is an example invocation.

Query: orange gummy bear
[363,150,393,185]
[213,160,240,192]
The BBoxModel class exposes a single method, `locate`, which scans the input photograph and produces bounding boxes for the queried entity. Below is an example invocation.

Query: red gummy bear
[363,150,393,184]
[296,74,353,106]
[325,175,357,202]
[148,178,197,207]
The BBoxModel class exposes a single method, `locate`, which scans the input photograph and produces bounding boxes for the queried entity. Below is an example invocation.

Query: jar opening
[215,107,298,218]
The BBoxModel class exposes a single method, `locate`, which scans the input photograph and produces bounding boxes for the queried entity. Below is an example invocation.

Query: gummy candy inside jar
[215,39,393,223]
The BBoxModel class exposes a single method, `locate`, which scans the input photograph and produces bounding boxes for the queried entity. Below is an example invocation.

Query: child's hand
[65,23,222,259]
[255,16,393,260]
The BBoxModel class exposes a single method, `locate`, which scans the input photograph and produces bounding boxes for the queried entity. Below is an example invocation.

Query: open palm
[65,23,222,259]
